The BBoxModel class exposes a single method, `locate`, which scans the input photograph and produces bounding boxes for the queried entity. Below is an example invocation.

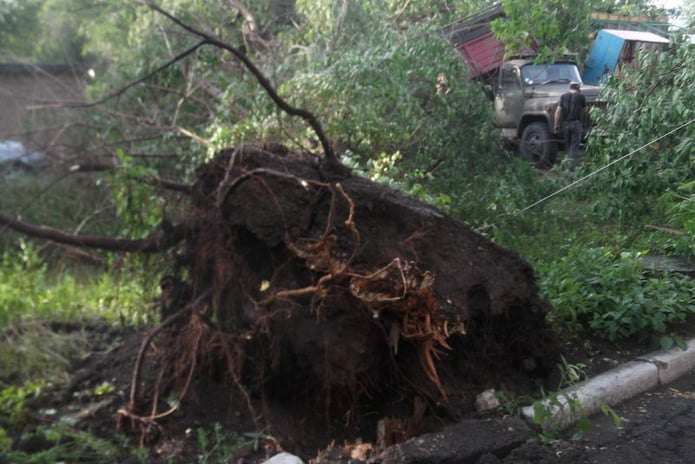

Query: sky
[652,0,690,27]
[652,0,685,8]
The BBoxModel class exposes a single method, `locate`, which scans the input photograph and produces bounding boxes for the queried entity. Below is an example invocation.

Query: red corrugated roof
[456,32,505,78]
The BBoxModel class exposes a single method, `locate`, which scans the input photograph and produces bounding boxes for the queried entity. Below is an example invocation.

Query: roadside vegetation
[1,0,694,461]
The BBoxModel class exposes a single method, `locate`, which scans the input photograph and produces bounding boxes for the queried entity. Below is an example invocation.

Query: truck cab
[491,58,601,168]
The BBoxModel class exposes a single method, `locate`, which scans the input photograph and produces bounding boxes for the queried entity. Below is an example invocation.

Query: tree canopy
[1,0,692,234]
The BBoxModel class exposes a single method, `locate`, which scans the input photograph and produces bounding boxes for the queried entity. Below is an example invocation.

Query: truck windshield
[521,63,581,86]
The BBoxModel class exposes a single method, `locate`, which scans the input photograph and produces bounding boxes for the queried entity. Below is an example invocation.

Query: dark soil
[111,144,558,456]
[5,318,673,463]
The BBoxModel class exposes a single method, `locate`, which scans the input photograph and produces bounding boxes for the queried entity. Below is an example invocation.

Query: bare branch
[68,163,192,194]
[121,152,179,159]
[0,212,183,253]
[143,175,193,194]
[38,40,208,109]
[136,0,336,163]
[228,0,272,53]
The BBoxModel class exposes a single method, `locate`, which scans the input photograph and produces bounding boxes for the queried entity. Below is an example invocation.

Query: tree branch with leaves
[491,0,593,63]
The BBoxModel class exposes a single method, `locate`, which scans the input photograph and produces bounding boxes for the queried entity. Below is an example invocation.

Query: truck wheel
[519,122,557,169]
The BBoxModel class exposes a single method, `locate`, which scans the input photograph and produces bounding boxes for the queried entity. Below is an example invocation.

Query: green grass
[0,240,156,328]
[0,163,159,329]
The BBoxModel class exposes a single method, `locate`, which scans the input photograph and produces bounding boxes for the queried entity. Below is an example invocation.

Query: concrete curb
[521,336,695,430]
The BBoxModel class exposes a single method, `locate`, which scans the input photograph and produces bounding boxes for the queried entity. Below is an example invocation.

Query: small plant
[531,391,590,442]
[196,423,263,464]
[599,402,623,429]
[557,355,588,388]
[655,182,695,259]
[93,381,116,396]
[0,380,46,430]
[530,388,624,443]
[0,323,88,386]
[0,427,11,452]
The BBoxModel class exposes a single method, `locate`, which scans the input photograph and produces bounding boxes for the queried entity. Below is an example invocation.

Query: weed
[0,423,133,463]
[531,390,589,441]
[599,402,623,429]
[0,427,11,451]
[195,423,267,464]
[557,355,588,388]
[93,381,116,396]
[530,391,623,443]
[0,380,47,430]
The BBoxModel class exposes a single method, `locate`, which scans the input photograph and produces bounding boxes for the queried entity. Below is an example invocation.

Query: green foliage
[110,150,164,238]
[280,26,499,194]
[654,181,695,258]
[0,381,46,430]
[593,0,673,17]
[294,0,493,39]
[539,247,695,342]
[557,355,587,388]
[0,171,117,249]
[584,35,695,218]
[0,0,43,59]
[531,391,589,440]
[0,427,10,452]
[491,0,594,62]
[92,381,116,396]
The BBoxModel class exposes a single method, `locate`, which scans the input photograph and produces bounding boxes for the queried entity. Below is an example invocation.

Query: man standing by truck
[554,82,587,167]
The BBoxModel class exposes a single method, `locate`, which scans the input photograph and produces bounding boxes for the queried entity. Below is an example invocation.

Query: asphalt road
[499,369,695,463]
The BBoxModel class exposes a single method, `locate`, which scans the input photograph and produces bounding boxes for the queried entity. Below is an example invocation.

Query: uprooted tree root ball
[116,144,558,450]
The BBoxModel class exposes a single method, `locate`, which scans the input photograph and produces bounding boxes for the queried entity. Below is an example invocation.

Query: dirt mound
[107,144,558,458]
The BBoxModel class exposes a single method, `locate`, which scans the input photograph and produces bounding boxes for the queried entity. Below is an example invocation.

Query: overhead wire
[519,117,695,213]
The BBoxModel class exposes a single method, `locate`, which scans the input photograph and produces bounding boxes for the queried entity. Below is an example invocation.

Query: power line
[519,117,695,213]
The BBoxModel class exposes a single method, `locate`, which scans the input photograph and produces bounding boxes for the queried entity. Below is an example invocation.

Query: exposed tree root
[114,144,556,447]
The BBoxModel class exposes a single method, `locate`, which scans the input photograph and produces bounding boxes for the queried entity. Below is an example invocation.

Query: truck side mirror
[482,85,494,101]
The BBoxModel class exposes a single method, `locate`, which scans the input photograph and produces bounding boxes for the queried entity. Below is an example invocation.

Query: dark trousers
[563,120,582,162]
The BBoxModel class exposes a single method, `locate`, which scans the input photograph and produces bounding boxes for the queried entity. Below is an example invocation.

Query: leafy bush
[540,247,695,342]
[655,180,695,258]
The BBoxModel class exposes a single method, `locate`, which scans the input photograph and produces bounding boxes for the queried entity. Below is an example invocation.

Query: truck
[442,4,603,168]
[490,57,601,168]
